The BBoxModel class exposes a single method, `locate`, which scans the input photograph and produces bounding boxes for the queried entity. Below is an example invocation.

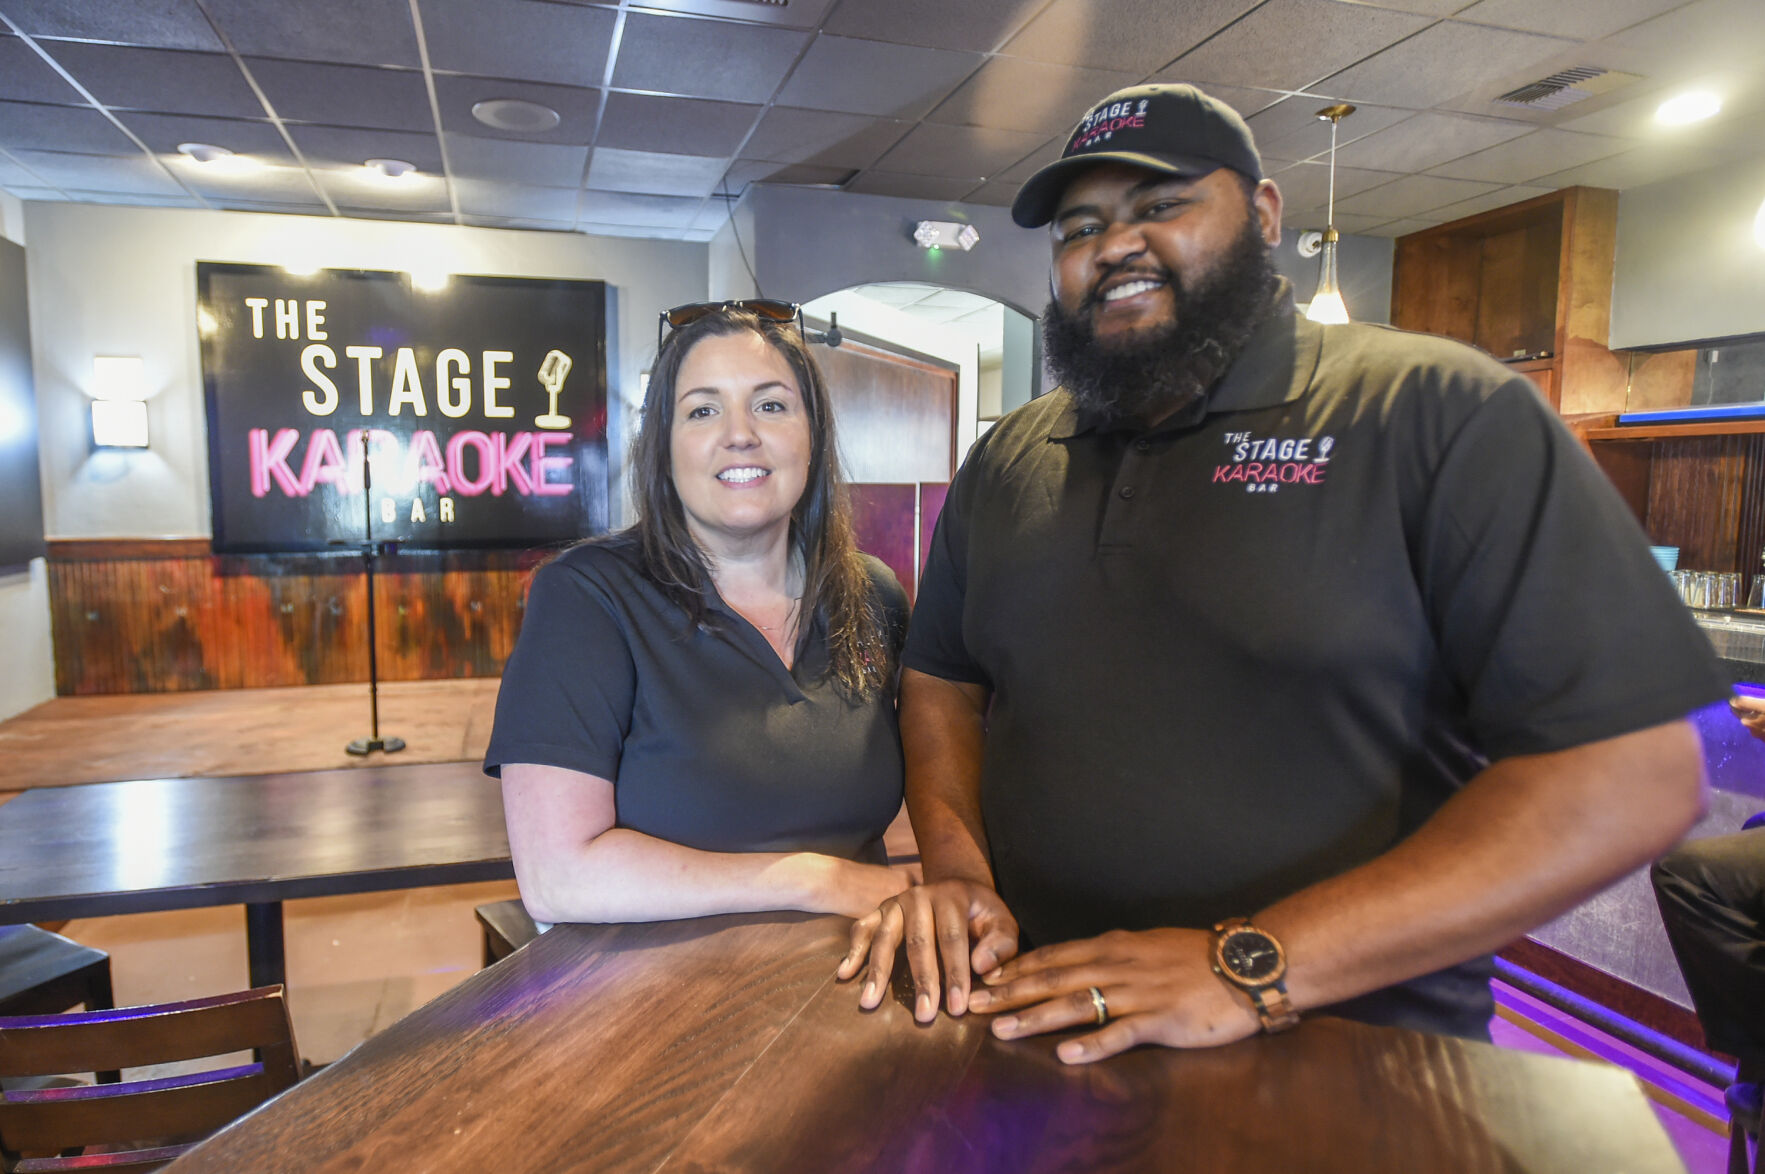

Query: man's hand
[966,927,1261,1064]
[837,880,1020,1022]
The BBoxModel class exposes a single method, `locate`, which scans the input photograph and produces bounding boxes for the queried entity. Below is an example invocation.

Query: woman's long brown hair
[627,307,890,698]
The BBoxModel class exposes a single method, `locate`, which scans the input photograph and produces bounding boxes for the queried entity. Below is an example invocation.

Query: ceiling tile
[453,178,579,220]
[1601,0,1765,74]
[179,161,325,202]
[1453,0,1690,40]
[994,136,1064,183]
[739,107,909,168]
[1244,98,1413,163]
[287,124,444,172]
[203,0,421,67]
[3,0,225,50]
[0,36,84,105]
[774,35,984,121]
[463,213,579,231]
[6,149,183,195]
[1136,78,1287,118]
[46,43,263,118]
[315,168,451,212]
[1001,0,1261,74]
[1421,184,1554,222]
[1345,0,1471,12]
[0,100,138,153]
[723,160,852,190]
[1426,128,1630,183]
[962,179,1023,207]
[443,133,588,187]
[1315,21,1574,108]
[1266,160,1405,208]
[1167,0,1432,92]
[596,93,760,158]
[586,147,727,197]
[579,220,684,240]
[843,171,977,201]
[69,189,204,207]
[1529,141,1743,189]
[419,0,613,88]
[1290,210,1396,233]
[117,112,294,161]
[577,189,704,227]
[1555,82,1762,145]
[612,13,809,104]
[1364,217,1441,236]
[821,0,1046,52]
[0,154,41,185]
[1329,111,1533,172]
[874,123,1050,180]
[633,0,835,30]
[927,57,1139,134]
[1334,172,1501,217]
[431,75,600,144]
[248,59,432,132]
[0,185,68,200]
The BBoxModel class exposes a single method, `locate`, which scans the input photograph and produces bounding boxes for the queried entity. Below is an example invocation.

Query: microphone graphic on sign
[535,349,573,430]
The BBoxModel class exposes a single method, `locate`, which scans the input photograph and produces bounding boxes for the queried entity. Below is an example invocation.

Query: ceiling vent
[1495,67,1641,111]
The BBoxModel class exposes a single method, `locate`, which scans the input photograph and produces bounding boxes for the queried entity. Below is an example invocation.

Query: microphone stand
[346,430,405,756]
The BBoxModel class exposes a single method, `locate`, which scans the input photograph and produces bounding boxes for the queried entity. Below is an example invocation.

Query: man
[838,83,1726,1063]
[1651,695,1765,1127]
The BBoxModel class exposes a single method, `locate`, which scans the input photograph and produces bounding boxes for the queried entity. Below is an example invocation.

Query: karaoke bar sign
[197,263,609,553]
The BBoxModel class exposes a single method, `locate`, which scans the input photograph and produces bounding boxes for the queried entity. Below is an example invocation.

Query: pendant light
[1304,103,1355,325]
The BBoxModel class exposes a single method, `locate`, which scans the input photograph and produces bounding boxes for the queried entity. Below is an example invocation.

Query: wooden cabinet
[1391,186,1625,415]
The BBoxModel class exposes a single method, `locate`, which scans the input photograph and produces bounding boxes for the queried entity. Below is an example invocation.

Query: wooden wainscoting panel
[48,542,541,695]
[1643,435,1761,572]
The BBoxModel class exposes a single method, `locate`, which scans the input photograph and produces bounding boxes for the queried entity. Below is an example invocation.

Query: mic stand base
[346,736,407,756]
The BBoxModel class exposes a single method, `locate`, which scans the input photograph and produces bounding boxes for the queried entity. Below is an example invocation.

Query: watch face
[1221,931,1283,983]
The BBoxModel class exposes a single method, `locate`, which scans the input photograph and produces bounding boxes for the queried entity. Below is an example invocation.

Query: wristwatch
[1210,918,1300,1033]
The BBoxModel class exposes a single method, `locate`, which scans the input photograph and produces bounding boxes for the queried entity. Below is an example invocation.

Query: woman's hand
[820,859,915,920]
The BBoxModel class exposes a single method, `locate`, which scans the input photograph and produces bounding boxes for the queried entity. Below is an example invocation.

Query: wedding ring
[1088,985,1108,1026]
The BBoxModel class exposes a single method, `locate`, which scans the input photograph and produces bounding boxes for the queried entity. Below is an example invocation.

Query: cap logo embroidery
[1072,98,1150,152]
[1213,431,1334,494]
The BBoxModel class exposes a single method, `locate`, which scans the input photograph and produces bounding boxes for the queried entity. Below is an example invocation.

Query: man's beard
[1043,216,1279,431]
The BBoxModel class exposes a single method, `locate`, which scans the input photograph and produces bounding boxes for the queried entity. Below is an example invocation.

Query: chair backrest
[0,985,300,1172]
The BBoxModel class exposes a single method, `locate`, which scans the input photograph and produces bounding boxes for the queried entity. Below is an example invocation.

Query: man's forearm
[1257,718,1707,1013]
[900,669,995,886]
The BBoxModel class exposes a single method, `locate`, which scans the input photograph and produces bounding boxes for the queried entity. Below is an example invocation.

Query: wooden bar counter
[167,913,1686,1173]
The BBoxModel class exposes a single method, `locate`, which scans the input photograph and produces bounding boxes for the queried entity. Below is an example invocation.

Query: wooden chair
[0,986,301,1173]
[0,927,113,1020]
[474,899,539,968]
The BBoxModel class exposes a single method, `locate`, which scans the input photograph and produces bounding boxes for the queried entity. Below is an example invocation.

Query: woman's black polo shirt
[904,297,1727,1038]
[485,538,908,862]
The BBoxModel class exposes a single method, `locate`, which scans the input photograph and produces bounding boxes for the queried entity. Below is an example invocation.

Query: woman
[484,302,913,925]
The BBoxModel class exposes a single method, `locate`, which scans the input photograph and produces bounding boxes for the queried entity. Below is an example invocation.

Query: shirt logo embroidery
[1213,432,1333,494]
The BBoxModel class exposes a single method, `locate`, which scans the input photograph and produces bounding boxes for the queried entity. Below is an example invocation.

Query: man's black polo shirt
[904,294,1726,1038]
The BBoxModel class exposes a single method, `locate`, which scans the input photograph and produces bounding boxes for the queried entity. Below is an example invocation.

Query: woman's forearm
[514,827,902,924]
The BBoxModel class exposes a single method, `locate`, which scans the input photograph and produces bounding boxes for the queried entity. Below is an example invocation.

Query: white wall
[1611,153,1765,350]
[0,560,55,719]
[24,202,708,536]
[1,200,54,719]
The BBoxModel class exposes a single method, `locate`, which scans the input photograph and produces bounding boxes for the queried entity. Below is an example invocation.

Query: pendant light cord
[1326,116,1339,226]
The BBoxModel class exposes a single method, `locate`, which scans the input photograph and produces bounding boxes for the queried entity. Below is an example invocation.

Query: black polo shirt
[905,292,1727,1038]
[486,537,908,863]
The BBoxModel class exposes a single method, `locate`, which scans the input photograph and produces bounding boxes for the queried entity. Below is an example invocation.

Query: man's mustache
[1082,261,1177,313]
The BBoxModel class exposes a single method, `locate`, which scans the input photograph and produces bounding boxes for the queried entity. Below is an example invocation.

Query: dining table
[166,911,1688,1173]
[0,760,512,989]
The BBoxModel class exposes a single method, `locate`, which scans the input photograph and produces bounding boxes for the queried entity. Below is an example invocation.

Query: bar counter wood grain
[167,913,1687,1173]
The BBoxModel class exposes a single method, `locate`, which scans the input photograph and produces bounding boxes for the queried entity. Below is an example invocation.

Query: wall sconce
[913,220,979,251]
[90,355,149,448]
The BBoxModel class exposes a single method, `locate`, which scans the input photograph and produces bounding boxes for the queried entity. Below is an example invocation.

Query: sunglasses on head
[657,299,802,351]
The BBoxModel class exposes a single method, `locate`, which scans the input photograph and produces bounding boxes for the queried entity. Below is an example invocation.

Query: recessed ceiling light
[1655,90,1721,126]
[471,98,561,133]
[177,142,233,164]
[365,158,416,179]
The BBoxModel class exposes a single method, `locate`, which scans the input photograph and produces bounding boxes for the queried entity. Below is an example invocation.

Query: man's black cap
[1011,83,1264,228]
